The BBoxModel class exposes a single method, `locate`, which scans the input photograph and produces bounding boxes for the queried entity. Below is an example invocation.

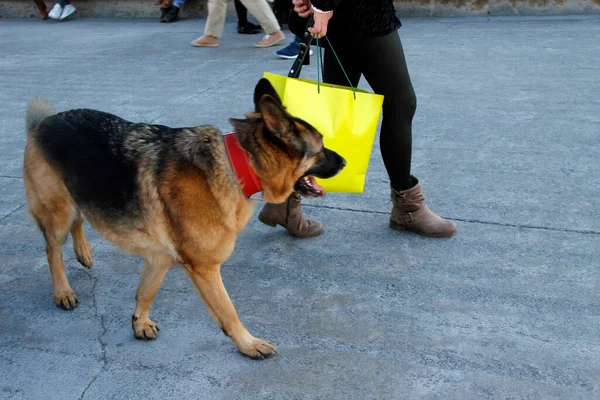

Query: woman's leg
[325,33,415,191]
[322,42,362,91]
[325,33,455,236]
[359,32,416,191]
[361,33,456,236]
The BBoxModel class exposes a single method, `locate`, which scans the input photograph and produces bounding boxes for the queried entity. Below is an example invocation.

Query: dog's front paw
[236,336,277,360]
[132,315,160,340]
[54,289,78,310]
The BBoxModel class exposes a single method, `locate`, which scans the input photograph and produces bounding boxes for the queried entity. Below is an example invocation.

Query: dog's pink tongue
[309,176,325,197]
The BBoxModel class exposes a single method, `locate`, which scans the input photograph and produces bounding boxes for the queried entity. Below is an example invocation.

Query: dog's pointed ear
[258,95,293,136]
[254,78,282,111]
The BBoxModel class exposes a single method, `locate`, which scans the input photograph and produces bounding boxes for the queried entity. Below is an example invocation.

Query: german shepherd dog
[23,78,345,359]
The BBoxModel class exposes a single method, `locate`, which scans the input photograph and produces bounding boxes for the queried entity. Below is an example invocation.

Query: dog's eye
[305,146,324,158]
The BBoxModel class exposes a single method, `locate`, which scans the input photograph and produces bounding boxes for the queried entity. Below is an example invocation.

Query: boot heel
[258,214,278,227]
[389,220,406,231]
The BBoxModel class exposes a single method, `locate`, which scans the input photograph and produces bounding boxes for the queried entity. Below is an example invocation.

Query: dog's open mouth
[294,176,325,198]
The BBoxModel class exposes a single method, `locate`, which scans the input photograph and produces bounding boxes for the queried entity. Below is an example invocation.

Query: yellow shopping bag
[263,63,383,193]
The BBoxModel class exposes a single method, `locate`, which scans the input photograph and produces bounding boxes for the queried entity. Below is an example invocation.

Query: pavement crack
[302,204,600,235]
[79,242,108,400]
[303,203,389,216]
[450,217,600,235]
[0,203,26,222]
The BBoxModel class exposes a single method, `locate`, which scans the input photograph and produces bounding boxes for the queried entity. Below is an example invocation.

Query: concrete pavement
[0,16,599,399]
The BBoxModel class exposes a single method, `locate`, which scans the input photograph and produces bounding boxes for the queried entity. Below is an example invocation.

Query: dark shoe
[34,0,48,20]
[389,176,457,238]
[258,192,323,238]
[276,37,313,59]
[164,5,180,23]
[159,6,172,22]
[237,22,262,35]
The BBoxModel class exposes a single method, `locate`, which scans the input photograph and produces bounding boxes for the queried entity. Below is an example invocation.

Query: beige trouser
[204,0,280,38]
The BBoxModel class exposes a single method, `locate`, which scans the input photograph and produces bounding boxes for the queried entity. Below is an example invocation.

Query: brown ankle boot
[34,0,48,19]
[390,176,457,238]
[258,192,323,238]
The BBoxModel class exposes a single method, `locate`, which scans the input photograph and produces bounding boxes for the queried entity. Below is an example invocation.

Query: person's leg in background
[273,0,308,58]
[163,0,185,23]
[34,0,48,20]
[48,0,75,20]
[276,35,316,59]
[48,0,63,19]
[238,0,285,47]
[191,0,227,47]
[235,0,261,34]
[355,32,456,237]
[272,0,291,25]
[157,0,172,22]
[257,42,361,237]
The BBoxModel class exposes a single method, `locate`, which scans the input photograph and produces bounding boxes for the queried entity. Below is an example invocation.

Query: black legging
[323,31,417,191]
[234,0,248,25]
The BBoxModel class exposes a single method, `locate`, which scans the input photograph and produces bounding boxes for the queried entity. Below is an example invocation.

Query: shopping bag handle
[287,16,357,99]
[288,16,317,79]
[287,31,312,79]
[314,36,356,99]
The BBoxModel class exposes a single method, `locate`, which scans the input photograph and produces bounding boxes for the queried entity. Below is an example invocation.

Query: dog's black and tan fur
[23,79,345,359]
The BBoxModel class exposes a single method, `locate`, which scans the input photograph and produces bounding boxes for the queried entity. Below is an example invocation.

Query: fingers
[293,0,311,17]
[292,0,332,38]
[307,26,320,38]
[292,0,309,6]
[308,13,331,38]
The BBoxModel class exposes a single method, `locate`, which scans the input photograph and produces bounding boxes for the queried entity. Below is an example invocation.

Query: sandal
[191,36,219,47]
[255,33,285,48]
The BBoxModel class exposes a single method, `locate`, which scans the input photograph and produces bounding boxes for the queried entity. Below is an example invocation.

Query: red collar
[223,132,263,197]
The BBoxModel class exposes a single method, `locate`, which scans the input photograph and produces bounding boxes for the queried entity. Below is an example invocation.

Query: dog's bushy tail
[26,98,55,134]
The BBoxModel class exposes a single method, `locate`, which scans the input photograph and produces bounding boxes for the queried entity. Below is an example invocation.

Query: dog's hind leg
[71,213,93,268]
[183,263,277,360]
[24,144,79,310]
[31,197,78,310]
[131,253,175,340]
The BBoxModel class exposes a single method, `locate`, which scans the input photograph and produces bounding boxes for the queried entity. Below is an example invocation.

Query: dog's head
[229,78,346,204]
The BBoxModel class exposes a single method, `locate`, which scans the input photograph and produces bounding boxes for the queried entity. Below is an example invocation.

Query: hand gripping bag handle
[287,16,356,99]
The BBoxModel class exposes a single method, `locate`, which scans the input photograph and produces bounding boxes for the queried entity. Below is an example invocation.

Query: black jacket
[311,0,400,39]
